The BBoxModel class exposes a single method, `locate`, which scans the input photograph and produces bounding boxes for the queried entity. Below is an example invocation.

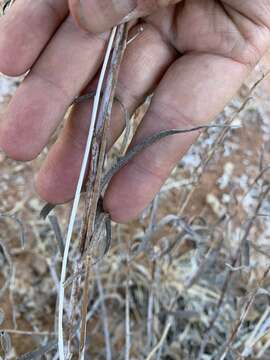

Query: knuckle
[0,127,38,161]
[0,38,32,76]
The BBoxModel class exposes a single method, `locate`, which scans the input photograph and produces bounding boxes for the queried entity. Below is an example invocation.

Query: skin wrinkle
[220,3,267,67]
[213,2,244,56]
[30,69,71,105]
[148,2,270,67]
[43,0,66,24]
[222,0,270,29]
[176,4,244,58]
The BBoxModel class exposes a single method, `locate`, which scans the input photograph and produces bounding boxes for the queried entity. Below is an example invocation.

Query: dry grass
[2,21,270,360]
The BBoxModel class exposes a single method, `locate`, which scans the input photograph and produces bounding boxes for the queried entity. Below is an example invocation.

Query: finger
[35,23,177,204]
[69,0,182,33]
[0,0,68,76]
[35,96,124,204]
[104,53,249,223]
[0,16,108,160]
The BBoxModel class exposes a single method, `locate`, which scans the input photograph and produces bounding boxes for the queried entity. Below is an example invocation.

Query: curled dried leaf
[1,0,15,14]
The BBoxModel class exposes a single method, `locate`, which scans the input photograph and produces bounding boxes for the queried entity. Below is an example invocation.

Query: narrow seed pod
[0,331,11,355]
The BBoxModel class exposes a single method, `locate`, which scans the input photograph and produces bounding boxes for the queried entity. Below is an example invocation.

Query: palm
[146,0,268,65]
[0,0,270,222]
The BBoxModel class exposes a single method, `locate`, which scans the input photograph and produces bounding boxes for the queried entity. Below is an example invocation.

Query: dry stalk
[95,265,112,360]
[78,23,128,358]
[48,215,65,257]
[0,239,13,299]
[79,255,91,357]
[79,24,128,254]
[58,26,118,359]
[55,22,130,359]
[66,262,82,358]
[145,197,159,352]
[146,317,173,360]
[125,265,131,360]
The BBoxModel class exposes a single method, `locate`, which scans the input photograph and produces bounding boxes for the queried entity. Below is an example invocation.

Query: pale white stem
[58,27,117,360]
[146,320,172,360]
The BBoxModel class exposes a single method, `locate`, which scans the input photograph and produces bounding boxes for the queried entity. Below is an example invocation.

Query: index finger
[0,0,68,76]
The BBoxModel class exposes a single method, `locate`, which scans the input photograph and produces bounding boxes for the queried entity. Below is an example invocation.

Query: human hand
[0,0,270,222]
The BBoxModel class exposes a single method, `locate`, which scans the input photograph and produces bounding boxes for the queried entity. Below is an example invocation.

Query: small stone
[206,193,226,218]
[222,194,231,204]
[32,257,47,276]
[28,198,41,211]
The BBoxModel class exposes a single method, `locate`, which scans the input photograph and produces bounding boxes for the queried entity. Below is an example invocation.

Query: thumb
[69,0,182,33]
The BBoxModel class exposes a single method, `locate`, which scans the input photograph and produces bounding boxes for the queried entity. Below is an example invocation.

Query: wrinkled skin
[0,0,270,222]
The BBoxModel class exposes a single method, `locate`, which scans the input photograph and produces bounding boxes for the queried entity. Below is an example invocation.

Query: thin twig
[146,318,172,360]
[0,240,13,298]
[78,25,128,358]
[49,215,65,257]
[101,125,238,190]
[125,255,131,360]
[0,329,56,336]
[96,265,112,360]
[67,263,82,358]
[79,256,91,358]
[146,262,156,352]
